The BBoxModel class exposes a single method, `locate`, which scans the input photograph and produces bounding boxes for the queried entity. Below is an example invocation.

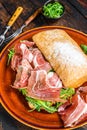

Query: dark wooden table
[0,0,87,130]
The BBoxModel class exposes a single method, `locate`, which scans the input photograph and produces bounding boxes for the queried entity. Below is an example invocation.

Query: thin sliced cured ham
[47,72,62,88]
[12,42,33,88]
[11,54,22,71]
[32,48,51,72]
[32,29,87,88]
[27,70,63,102]
[58,91,87,127]
[11,41,63,102]
[78,86,87,103]
[13,59,33,88]
[14,40,34,54]
[32,48,46,67]
[78,86,87,94]
[10,34,87,127]
[11,41,34,70]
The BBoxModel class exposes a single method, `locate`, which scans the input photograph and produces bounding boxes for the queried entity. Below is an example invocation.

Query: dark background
[0,0,87,130]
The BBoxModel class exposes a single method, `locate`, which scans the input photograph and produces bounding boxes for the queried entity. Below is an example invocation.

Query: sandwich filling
[8,29,87,127]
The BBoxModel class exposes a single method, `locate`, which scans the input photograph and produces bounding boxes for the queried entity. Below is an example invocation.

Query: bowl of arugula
[42,0,65,19]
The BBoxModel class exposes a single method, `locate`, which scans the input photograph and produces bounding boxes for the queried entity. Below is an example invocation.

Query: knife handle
[7,7,23,27]
[25,8,42,26]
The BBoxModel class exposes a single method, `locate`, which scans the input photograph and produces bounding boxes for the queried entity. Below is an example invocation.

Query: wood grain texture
[0,0,87,130]
[68,0,87,18]
[44,0,87,34]
[0,3,10,34]
[0,0,87,34]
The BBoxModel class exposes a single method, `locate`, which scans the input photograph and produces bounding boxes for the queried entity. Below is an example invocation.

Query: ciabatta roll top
[32,29,87,88]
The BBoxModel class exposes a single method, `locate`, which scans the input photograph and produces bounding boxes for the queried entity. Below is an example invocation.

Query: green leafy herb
[60,88,75,100]
[19,88,75,113]
[43,2,64,18]
[26,96,58,113]
[19,88,60,113]
[19,88,27,96]
[56,102,63,108]
[7,48,15,65]
[48,69,55,73]
[80,44,87,54]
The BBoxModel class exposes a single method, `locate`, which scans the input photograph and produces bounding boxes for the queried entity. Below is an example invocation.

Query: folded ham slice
[58,87,87,127]
[32,48,51,72]
[10,35,87,127]
[27,70,63,102]
[12,42,33,88]
[11,41,63,102]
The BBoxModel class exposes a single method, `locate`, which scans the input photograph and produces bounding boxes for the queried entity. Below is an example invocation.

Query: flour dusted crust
[32,29,87,88]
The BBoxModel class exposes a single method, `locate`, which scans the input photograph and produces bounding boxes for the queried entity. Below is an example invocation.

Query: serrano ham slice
[12,42,33,88]
[11,43,31,88]
[58,91,87,127]
[10,31,87,127]
[27,70,63,102]
[11,54,22,71]
[78,86,87,94]
[11,41,63,102]
[14,40,34,54]
[11,41,34,70]
[32,48,51,72]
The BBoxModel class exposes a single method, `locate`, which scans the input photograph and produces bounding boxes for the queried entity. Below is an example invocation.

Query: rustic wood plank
[0,3,10,23]
[0,0,47,32]
[0,2,22,36]
[0,1,87,129]
[43,0,87,34]
[0,0,36,25]
[0,0,41,31]
[30,0,47,7]
[0,3,10,34]
[68,0,87,18]
[0,0,87,35]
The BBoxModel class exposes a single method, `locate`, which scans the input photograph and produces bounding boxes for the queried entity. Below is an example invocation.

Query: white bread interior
[32,29,87,88]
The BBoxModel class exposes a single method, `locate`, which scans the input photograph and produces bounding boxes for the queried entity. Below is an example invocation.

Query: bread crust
[32,29,87,88]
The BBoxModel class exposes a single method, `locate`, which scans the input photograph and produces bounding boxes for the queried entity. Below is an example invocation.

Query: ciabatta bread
[32,29,87,88]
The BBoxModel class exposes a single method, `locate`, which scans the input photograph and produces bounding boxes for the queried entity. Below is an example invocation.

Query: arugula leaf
[19,88,27,96]
[60,88,75,100]
[56,102,63,108]
[19,88,59,113]
[26,96,58,113]
[43,2,64,18]
[48,69,55,73]
[7,48,15,65]
[80,44,87,54]
[19,88,75,113]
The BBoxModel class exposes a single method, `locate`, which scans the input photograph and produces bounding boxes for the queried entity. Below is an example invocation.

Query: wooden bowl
[0,26,87,130]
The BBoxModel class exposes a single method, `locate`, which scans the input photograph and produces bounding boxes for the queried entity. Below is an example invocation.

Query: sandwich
[8,29,87,127]
[32,29,87,88]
